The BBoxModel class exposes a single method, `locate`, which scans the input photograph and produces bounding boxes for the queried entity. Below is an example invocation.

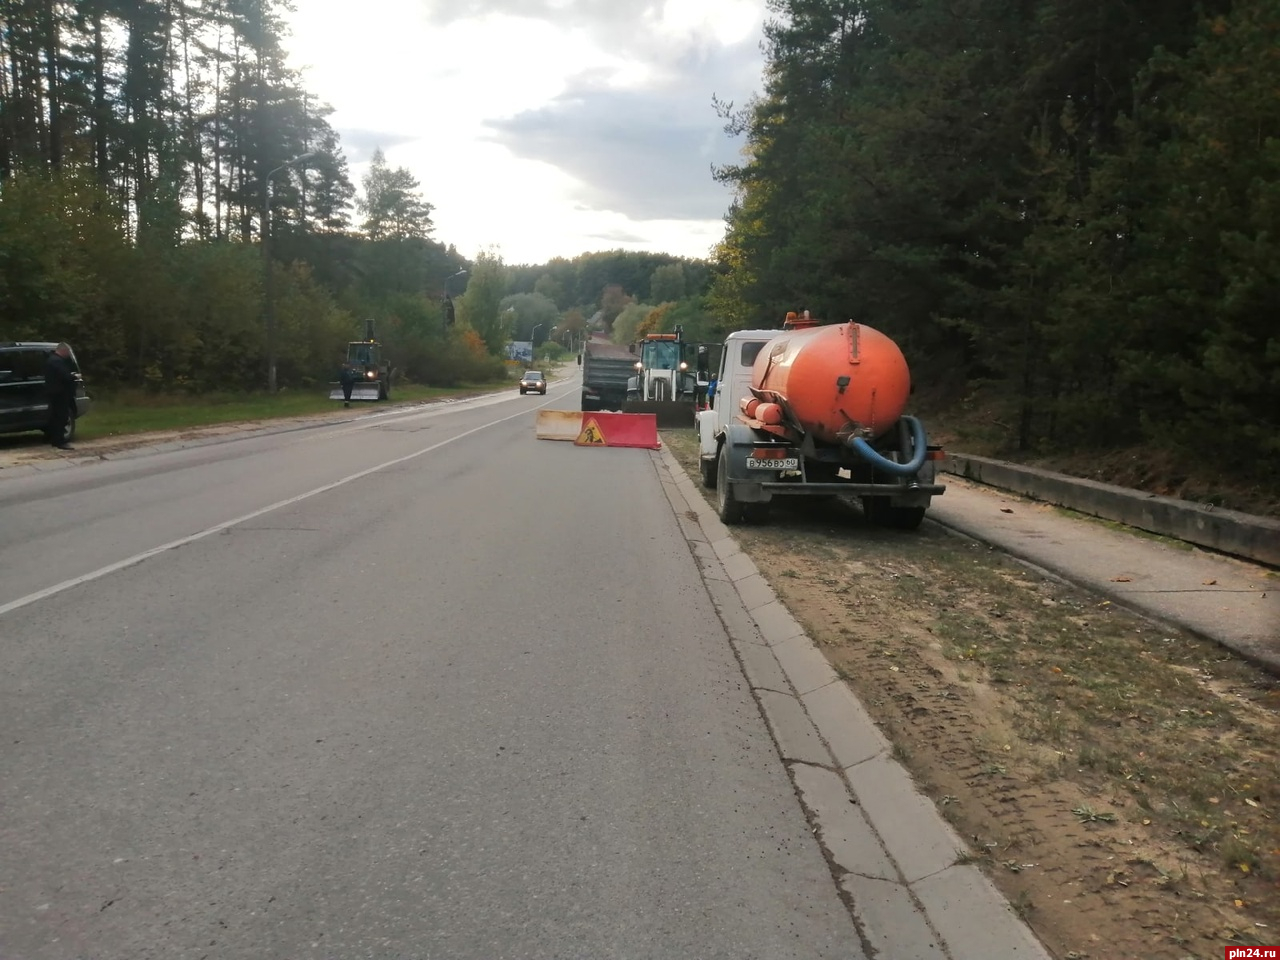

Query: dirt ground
[664,429,1280,960]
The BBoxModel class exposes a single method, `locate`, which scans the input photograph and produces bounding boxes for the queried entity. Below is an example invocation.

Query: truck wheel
[883,505,926,530]
[699,454,717,489]
[861,496,888,526]
[862,497,925,530]
[716,445,743,524]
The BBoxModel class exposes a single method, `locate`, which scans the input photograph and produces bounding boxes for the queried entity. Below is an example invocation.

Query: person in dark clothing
[339,361,358,407]
[44,343,77,449]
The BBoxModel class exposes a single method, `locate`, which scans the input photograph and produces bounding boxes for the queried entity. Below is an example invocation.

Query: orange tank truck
[750,320,911,446]
[694,311,946,530]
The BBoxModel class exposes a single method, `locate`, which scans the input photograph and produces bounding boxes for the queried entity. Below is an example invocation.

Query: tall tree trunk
[0,2,15,178]
[212,0,224,239]
[42,0,60,168]
[179,4,204,237]
[91,0,109,184]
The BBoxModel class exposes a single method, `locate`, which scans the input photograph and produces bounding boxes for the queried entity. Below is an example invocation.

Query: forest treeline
[707,0,1279,481]
[0,0,713,390]
[3,0,1275,484]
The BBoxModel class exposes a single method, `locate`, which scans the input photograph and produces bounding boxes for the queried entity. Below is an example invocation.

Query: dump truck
[330,319,392,402]
[579,336,634,412]
[622,328,705,427]
[696,311,945,529]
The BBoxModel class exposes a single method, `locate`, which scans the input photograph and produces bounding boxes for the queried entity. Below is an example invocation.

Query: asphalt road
[0,379,863,960]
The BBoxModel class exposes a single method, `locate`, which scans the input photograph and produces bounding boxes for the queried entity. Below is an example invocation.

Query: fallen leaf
[1203,578,1217,585]
[1110,576,1132,582]
[1000,507,1014,513]
[1239,863,1251,873]
[1245,798,1259,807]
[1209,797,1221,804]
[1235,899,1245,907]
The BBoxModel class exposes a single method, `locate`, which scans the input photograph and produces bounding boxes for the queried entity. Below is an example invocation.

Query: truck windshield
[642,341,681,370]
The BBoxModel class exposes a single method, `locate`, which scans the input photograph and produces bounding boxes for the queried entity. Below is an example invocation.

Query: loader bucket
[621,400,697,429]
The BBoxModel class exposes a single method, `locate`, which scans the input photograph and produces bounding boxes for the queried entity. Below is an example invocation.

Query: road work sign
[576,418,607,445]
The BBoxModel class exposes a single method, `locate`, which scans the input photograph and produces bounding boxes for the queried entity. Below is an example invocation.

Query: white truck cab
[696,329,777,473]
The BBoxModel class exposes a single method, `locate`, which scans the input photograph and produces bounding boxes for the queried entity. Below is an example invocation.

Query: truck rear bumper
[760,482,946,497]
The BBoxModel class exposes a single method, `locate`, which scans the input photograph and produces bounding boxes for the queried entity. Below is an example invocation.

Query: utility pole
[262,152,316,393]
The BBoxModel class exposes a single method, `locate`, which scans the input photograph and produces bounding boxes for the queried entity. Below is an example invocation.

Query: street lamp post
[262,151,316,393]
[531,324,543,363]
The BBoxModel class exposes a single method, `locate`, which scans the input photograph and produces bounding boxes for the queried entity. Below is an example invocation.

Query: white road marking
[0,403,544,618]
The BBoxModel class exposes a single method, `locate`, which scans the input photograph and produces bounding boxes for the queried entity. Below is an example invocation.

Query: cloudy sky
[283,0,767,265]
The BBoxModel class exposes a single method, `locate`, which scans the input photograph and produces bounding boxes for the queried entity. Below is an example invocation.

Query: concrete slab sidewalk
[929,478,1279,673]
[651,448,1055,960]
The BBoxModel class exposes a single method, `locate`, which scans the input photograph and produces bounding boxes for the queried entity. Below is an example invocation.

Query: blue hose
[848,415,928,476]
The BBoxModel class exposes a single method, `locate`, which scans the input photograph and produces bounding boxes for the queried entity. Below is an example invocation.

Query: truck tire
[883,505,926,530]
[716,445,744,524]
[699,454,717,489]
[862,496,925,531]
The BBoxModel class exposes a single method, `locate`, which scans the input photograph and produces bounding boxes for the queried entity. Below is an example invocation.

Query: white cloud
[284,0,762,262]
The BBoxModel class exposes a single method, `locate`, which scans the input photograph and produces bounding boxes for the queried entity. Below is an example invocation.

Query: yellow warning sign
[575,418,607,446]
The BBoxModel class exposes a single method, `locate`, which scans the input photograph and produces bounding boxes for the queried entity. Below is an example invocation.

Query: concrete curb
[651,447,1052,960]
[945,453,1280,568]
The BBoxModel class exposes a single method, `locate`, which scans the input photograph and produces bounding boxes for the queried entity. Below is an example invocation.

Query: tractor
[330,319,392,402]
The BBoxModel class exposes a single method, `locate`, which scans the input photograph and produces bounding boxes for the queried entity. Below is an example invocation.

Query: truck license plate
[747,457,799,470]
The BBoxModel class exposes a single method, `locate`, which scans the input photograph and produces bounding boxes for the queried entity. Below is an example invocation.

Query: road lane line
[0,404,539,618]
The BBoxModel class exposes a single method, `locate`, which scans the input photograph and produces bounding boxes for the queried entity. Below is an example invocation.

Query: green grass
[78,382,511,441]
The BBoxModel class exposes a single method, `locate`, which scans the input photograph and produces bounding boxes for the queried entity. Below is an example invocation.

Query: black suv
[0,342,92,443]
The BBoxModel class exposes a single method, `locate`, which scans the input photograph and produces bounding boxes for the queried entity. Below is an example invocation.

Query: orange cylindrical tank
[754,402,785,425]
[751,321,911,444]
